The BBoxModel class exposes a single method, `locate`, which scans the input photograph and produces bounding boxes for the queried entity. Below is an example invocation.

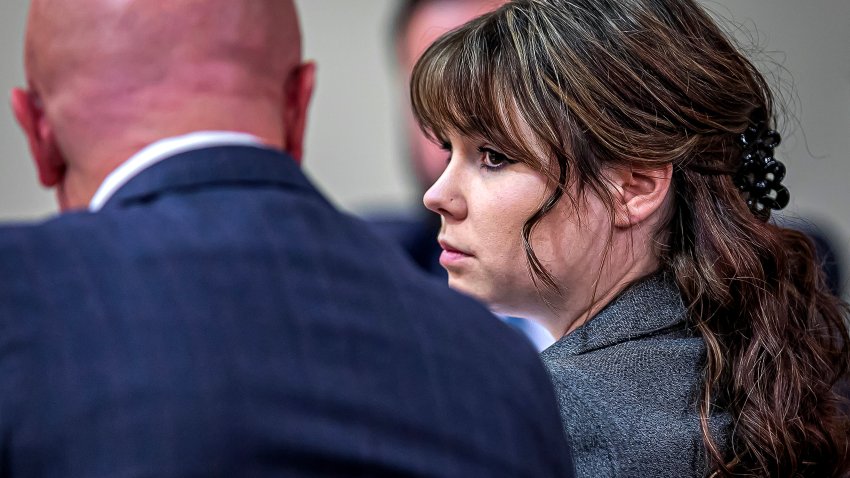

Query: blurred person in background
[775,215,845,296]
[0,0,576,476]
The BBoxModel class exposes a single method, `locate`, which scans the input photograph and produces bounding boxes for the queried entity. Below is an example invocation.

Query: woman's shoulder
[542,332,722,477]
[541,273,709,421]
[542,327,706,412]
[539,274,729,477]
[541,272,706,387]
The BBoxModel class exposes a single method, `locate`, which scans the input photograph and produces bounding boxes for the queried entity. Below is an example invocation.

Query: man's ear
[606,164,673,228]
[10,87,66,187]
[281,62,316,164]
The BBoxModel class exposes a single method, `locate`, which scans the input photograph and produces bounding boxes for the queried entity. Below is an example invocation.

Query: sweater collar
[542,272,690,356]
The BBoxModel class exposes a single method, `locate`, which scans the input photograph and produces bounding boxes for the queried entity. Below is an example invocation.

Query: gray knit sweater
[540,274,730,478]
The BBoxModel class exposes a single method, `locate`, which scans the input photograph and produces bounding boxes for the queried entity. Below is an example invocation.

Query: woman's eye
[440,141,453,163]
[478,147,515,170]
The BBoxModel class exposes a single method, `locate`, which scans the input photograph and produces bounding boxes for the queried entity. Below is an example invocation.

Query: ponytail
[670,166,850,476]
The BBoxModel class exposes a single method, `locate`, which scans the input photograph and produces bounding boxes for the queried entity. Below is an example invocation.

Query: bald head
[13,0,315,209]
[26,0,302,97]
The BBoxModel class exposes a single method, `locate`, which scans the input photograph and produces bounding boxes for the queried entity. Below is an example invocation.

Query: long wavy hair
[410,0,850,475]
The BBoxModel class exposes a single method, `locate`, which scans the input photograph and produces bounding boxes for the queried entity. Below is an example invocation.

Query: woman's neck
[540,257,661,340]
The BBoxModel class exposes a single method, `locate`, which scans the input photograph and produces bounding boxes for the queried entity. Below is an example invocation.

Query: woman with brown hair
[410,0,850,476]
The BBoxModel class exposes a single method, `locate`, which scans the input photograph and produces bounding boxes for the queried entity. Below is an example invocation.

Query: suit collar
[89,131,267,211]
[543,272,690,356]
[100,145,319,211]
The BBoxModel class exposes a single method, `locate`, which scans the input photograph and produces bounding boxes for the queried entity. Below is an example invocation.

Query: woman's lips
[438,240,474,267]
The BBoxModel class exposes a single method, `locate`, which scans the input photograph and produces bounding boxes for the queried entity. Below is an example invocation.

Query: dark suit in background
[0,146,575,477]
[369,212,444,279]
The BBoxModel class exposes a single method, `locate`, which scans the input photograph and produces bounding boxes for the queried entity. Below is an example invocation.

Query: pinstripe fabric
[0,146,574,477]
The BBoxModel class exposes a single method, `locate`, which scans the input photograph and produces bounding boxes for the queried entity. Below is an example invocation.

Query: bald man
[0,1,575,476]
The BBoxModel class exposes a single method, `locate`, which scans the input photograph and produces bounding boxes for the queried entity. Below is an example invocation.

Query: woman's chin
[447,277,495,306]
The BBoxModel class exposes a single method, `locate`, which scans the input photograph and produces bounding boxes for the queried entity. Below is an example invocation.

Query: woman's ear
[606,164,673,228]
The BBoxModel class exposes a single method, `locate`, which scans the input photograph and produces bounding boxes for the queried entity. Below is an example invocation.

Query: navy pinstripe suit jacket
[0,146,574,477]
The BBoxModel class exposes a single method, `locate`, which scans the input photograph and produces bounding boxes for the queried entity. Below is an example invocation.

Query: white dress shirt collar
[89,131,266,212]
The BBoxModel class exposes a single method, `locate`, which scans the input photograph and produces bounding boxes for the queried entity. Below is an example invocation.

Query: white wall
[0,1,847,292]
[296,0,415,213]
[0,1,52,220]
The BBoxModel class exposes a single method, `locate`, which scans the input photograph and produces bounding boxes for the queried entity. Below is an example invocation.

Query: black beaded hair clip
[734,121,789,218]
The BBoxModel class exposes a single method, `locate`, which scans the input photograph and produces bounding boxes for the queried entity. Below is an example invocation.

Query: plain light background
[1,1,848,294]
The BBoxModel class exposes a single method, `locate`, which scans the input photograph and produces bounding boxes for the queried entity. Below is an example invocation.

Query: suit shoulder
[0,210,112,258]
[0,212,120,311]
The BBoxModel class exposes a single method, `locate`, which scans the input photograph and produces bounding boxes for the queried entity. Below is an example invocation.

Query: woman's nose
[423,164,467,222]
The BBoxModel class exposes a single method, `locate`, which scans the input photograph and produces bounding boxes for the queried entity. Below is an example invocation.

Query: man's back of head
[0,1,575,476]
[13,0,313,210]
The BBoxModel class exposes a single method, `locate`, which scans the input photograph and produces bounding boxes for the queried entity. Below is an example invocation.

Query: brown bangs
[409,8,544,170]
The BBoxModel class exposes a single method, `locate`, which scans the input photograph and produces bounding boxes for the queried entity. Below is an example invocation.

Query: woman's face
[423,132,613,323]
